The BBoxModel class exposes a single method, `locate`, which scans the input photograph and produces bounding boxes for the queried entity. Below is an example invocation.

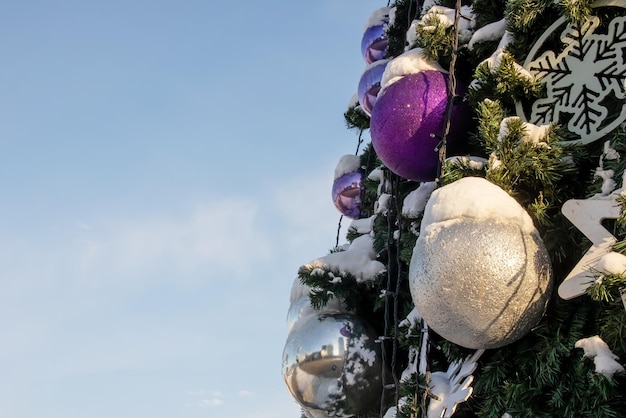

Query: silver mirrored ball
[282,313,382,417]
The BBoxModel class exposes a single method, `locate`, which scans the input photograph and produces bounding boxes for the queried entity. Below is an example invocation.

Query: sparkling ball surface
[357,60,388,116]
[282,313,382,417]
[370,71,467,182]
[409,219,553,349]
[361,24,388,64]
[332,170,363,219]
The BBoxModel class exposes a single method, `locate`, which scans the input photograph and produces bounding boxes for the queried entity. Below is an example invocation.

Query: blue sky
[0,1,383,417]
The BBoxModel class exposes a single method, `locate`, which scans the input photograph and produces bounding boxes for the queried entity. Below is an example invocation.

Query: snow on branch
[575,335,625,379]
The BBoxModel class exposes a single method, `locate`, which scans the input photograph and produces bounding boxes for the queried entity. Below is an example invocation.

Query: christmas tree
[282,0,626,416]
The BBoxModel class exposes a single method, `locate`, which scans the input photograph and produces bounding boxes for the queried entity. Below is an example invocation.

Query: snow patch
[364,6,393,29]
[468,19,507,50]
[575,335,624,379]
[380,48,446,91]
[498,116,551,146]
[595,251,626,276]
[347,93,359,109]
[334,155,361,179]
[447,155,488,171]
[304,235,386,282]
[420,177,536,235]
[375,193,392,215]
[402,182,438,218]
[350,215,376,234]
[420,5,476,43]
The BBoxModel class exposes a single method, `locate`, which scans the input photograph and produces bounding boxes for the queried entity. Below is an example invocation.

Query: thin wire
[355,129,365,155]
[379,171,395,416]
[377,194,389,417]
[382,2,422,413]
[436,0,462,184]
[391,174,402,406]
[335,215,344,248]
[418,0,463,413]
[378,173,405,417]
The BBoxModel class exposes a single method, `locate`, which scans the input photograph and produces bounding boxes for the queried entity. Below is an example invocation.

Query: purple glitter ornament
[332,170,363,219]
[358,60,388,117]
[361,24,388,64]
[370,71,468,182]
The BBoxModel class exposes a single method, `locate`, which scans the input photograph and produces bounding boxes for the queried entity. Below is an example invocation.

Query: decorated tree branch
[282,0,626,416]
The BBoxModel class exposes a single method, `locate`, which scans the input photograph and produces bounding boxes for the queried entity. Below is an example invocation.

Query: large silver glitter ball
[282,313,383,417]
[409,219,552,349]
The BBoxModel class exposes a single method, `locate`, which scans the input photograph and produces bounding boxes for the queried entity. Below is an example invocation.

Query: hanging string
[335,215,344,249]
[436,0,463,184]
[416,0,463,414]
[355,129,365,155]
[406,0,414,31]
[379,169,395,417]
[377,172,405,418]
[391,174,402,407]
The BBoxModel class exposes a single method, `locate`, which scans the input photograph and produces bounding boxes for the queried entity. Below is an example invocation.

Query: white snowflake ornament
[516,1,626,144]
[427,350,485,418]
[559,195,621,300]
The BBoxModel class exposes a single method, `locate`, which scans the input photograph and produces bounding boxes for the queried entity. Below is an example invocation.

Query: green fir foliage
[386,0,417,58]
[439,157,487,186]
[295,0,626,416]
[470,0,508,27]
[298,263,380,315]
[484,117,564,206]
[559,0,594,23]
[505,0,562,62]
[469,53,542,109]
[413,14,456,63]
[344,105,370,131]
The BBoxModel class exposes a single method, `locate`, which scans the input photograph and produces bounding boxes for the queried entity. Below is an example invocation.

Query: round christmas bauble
[282,313,383,417]
[409,218,553,349]
[358,60,388,117]
[302,407,331,418]
[370,71,468,182]
[332,170,363,219]
[286,296,345,333]
[361,24,388,64]
[287,296,315,334]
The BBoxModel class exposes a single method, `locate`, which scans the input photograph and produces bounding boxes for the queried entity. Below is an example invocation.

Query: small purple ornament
[361,24,388,64]
[370,71,468,182]
[332,170,363,219]
[358,60,388,117]
[340,324,353,337]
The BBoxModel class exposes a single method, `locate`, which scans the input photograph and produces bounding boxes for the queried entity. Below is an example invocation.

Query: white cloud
[188,390,225,408]
[0,197,273,288]
[77,222,91,229]
[199,398,223,408]
[82,198,272,281]
[1,163,351,291]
